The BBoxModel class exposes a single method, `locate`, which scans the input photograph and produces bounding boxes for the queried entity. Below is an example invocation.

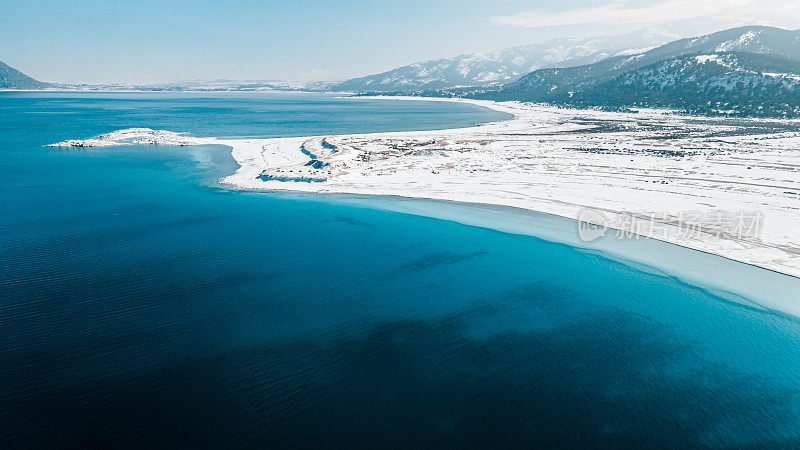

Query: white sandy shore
[49,98,800,286]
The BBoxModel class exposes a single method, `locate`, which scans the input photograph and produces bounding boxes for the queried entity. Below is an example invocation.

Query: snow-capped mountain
[650,25,800,62]
[503,26,800,98]
[489,26,800,117]
[608,52,800,94]
[580,52,800,116]
[333,28,688,92]
[0,60,51,89]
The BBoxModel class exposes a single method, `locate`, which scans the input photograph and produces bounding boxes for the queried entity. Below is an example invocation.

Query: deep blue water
[2,92,800,448]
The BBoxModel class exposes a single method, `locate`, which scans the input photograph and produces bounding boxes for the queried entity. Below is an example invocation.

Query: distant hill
[0,60,51,89]
[332,28,686,92]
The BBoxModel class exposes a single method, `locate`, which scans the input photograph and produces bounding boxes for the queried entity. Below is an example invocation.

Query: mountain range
[341,25,800,117]
[5,24,800,117]
[491,26,800,116]
[570,52,800,116]
[333,28,687,92]
[502,26,800,96]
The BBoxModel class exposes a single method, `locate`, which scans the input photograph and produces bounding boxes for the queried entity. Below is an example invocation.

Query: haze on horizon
[2,0,799,85]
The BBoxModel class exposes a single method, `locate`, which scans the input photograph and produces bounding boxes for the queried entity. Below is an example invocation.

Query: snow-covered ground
[50,99,800,283]
[47,128,202,147]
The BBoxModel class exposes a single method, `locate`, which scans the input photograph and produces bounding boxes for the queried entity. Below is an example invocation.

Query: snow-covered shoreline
[49,97,800,287]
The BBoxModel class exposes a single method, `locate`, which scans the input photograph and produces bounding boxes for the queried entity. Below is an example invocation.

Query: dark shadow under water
[6,281,798,448]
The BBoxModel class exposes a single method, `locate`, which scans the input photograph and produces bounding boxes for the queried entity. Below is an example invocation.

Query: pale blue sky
[1,0,797,84]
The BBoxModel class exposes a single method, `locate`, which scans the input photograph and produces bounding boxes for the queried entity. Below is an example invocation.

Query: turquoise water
[2,92,800,448]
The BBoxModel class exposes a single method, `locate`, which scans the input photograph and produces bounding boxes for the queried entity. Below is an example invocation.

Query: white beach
[49,97,800,309]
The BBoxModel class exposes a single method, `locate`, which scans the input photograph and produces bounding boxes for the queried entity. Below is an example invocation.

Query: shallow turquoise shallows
[2,92,800,448]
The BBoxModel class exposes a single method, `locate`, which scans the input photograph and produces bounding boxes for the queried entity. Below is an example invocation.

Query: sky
[1,0,799,84]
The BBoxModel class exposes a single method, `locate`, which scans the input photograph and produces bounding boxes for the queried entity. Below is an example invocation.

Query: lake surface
[2,92,800,448]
